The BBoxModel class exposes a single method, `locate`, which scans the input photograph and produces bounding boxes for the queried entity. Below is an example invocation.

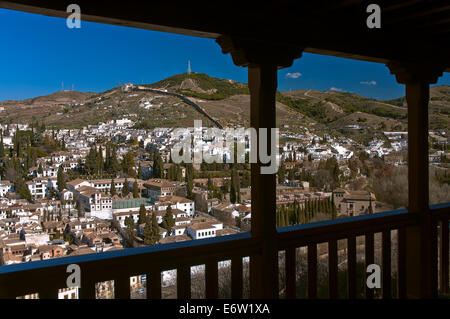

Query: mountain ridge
[0,73,448,141]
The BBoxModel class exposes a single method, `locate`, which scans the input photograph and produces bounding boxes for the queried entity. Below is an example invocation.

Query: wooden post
[248,64,278,298]
[387,62,443,298]
[216,35,304,298]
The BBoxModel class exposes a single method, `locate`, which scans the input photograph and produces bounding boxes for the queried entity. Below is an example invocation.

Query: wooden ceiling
[1,0,449,71]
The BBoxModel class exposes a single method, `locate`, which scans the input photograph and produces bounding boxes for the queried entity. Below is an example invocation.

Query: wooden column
[248,63,278,298]
[387,62,444,298]
[217,35,303,298]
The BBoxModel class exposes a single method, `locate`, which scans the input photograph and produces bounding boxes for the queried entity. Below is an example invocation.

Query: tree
[15,175,31,201]
[186,163,194,199]
[124,216,135,239]
[122,151,136,177]
[143,216,153,245]
[122,178,130,197]
[57,166,66,193]
[236,171,241,203]
[278,164,286,184]
[230,168,237,204]
[133,180,139,198]
[152,150,164,178]
[85,145,99,175]
[162,204,175,232]
[137,163,143,179]
[145,212,160,244]
[37,163,43,175]
[110,179,116,196]
[331,193,337,220]
[109,145,120,174]
[0,130,4,158]
[280,206,286,226]
[138,204,146,224]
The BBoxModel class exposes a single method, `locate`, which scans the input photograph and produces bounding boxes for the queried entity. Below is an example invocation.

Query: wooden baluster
[440,218,449,295]
[285,247,296,299]
[231,257,243,299]
[205,261,218,299]
[382,230,392,299]
[307,244,317,299]
[328,240,338,299]
[177,266,191,299]
[80,276,96,299]
[365,232,375,299]
[347,236,357,299]
[397,227,406,298]
[114,275,130,299]
[147,270,162,299]
[39,289,57,299]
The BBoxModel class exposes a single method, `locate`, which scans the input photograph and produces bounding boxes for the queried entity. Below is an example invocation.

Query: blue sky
[0,8,449,102]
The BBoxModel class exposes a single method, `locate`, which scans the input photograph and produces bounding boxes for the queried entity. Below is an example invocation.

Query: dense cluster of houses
[0,198,121,266]
[0,118,447,299]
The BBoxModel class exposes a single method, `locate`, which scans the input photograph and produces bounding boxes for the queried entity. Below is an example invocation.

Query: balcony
[0,0,449,299]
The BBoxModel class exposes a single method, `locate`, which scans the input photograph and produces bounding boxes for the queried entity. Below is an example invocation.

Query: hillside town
[0,111,449,297]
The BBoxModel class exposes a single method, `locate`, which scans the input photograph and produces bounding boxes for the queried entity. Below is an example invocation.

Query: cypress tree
[276,210,280,227]
[230,169,237,204]
[151,212,160,244]
[110,146,119,174]
[122,178,130,197]
[15,175,31,201]
[98,146,104,174]
[57,166,66,193]
[133,180,139,198]
[284,210,289,226]
[105,144,111,172]
[152,150,164,178]
[138,204,146,224]
[110,179,116,196]
[143,216,153,245]
[301,207,305,224]
[125,216,135,239]
[280,207,286,226]
[236,170,241,203]
[0,130,4,158]
[162,204,175,232]
[331,193,337,219]
[137,163,143,179]
[186,163,194,199]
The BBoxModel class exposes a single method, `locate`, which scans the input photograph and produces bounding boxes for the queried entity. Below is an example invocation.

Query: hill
[0,73,448,140]
[145,72,249,100]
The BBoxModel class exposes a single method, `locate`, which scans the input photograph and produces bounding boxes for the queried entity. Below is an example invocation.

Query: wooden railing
[0,205,449,299]
[277,208,416,299]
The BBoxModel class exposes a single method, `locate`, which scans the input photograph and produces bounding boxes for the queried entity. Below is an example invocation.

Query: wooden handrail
[277,209,415,249]
[0,232,258,298]
[431,202,450,218]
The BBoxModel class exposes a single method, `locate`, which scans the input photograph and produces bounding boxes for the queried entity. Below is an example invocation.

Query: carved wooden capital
[216,35,304,69]
[386,61,444,85]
